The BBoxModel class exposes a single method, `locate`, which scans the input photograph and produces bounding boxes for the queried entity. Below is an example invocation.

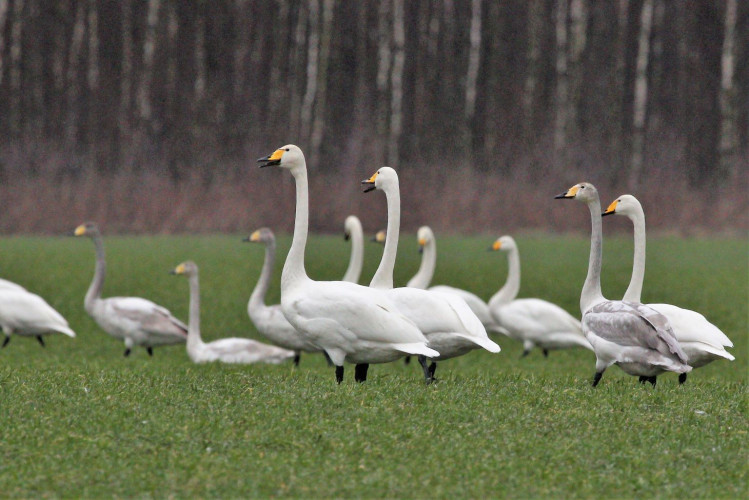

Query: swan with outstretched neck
[257,144,438,384]
[245,227,326,366]
[171,261,296,364]
[487,235,591,357]
[362,167,500,383]
[554,183,691,387]
[602,194,734,382]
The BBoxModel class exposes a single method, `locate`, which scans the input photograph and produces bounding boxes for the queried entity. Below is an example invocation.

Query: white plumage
[172,261,295,364]
[555,183,691,386]
[0,288,75,347]
[0,278,26,292]
[602,194,734,380]
[258,145,438,383]
[487,235,591,357]
[342,215,364,283]
[74,222,187,356]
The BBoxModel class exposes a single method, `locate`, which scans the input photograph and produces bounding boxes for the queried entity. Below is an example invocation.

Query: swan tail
[457,334,501,353]
[55,325,76,337]
[684,342,735,362]
[393,342,439,358]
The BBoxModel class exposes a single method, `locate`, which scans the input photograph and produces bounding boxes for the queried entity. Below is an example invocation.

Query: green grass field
[0,233,746,498]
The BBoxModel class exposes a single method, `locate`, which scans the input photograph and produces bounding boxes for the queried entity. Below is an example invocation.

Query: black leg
[520,349,530,358]
[428,362,437,378]
[335,365,344,384]
[2,336,10,348]
[638,376,647,384]
[592,371,603,387]
[147,347,153,356]
[542,349,549,358]
[293,354,301,366]
[647,376,657,387]
[354,363,369,383]
[37,336,46,347]
[323,351,333,366]
[417,355,433,385]
[678,373,687,384]
[404,356,411,365]
[124,348,131,357]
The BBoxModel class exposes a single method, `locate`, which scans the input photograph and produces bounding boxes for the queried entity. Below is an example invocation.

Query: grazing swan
[342,215,364,283]
[362,167,499,383]
[554,183,691,386]
[602,194,734,382]
[487,235,592,357]
[258,144,438,384]
[73,222,187,356]
[0,288,75,347]
[244,227,325,366]
[404,225,509,336]
[171,261,296,364]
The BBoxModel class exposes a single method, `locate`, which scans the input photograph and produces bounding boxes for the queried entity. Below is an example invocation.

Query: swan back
[0,289,76,337]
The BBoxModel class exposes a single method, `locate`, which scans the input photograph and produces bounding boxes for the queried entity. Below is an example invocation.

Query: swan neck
[342,222,363,283]
[495,246,521,304]
[581,196,605,313]
[85,234,106,313]
[282,165,310,289]
[187,272,204,349]
[407,235,435,289]
[369,183,400,289]
[623,208,646,302]
[249,239,275,311]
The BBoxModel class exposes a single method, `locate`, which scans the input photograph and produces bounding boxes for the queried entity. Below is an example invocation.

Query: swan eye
[284,148,290,151]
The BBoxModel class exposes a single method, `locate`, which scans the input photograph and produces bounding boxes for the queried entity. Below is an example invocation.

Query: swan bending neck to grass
[245,227,326,366]
[362,166,499,384]
[602,194,734,382]
[171,261,295,364]
[342,215,364,283]
[0,288,75,348]
[487,235,591,357]
[554,183,691,387]
[73,222,187,356]
[257,144,438,384]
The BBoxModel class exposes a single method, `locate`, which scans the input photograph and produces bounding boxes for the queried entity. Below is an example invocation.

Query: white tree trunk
[137,0,161,122]
[119,0,133,134]
[388,0,405,167]
[310,0,335,167]
[300,0,320,143]
[66,0,86,142]
[87,0,99,90]
[522,0,543,136]
[567,0,587,135]
[719,0,739,175]
[628,0,654,190]
[465,0,482,122]
[553,0,569,154]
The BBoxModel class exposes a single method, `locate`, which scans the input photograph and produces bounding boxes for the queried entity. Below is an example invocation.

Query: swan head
[555,182,598,203]
[244,227,275,245]
[257,144,305,171]
[343,215,361,241]
[602,194,642,218]
[171,260,198,277]
[416,226,434,253]
[372,229,386,245]
[489,235,516,252]
[361,166,398,193]
[72,222,100,237]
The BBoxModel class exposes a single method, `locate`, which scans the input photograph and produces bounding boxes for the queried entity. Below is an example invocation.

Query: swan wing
[204,337,295,364]
[648,303,733,348]
[428,285,497,326]
[0,289,75,337]
[386,287,487,338]
[106,297,187,340]
[249,303,319,352]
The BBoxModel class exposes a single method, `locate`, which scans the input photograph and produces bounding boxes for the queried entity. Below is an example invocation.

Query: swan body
[258,145,437,383]
[245,227,324,365]
[0,278,25,291]
[342,215,364,283]
[488,235,591,357]
[172,261,295,364]
[602,194,734,376]
[363,167,499,382]
[0,288,75,347]
[74,222,187,356]
[555,183,691,386]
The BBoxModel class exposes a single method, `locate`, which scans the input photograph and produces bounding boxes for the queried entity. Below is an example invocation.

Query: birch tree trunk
[567,0,587,139]
[0,0,9,87]
[119,0,133,137]
[522,0,543,138]
[310,0,335,167]
[194,12,206,101]
[300,0,320,145]
[718,0,738,176]
[9,0,24,134]
[376,0,392,156]
[388,0,405,168]
[465,0,482,124]
[86,0,99,146]
[137,0,161,124]
[628,0,654,189]
[66,0,86,144]
[553,0,569,155]
[288,1,308,137]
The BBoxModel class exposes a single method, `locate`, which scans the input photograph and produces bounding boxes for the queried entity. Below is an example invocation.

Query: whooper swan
[488,235,592,357]
[171,261,296,364]
[554,183,691,387]
[342,215,364,283]
[258,145,438,384]
[245,227,326,366]
[73,222,187,356]
[602,194,734,383]
[0,288,75,347]
[362,167,499,383]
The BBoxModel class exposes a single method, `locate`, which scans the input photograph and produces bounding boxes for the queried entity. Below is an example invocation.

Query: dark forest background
[0,0,746,235]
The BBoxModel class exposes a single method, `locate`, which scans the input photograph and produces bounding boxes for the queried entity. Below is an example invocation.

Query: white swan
[342,215,364,283]
[171,261,296,364]
[258,144,438,384]
[404,225,509,336]
[0,278,25,291]
[362,167,499,383]
[73,222,187,356]
[245,227,325,366]
[487,235,592,357]
[555,183,691,386]
[0,288,75,347]
[602,194,734,382]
